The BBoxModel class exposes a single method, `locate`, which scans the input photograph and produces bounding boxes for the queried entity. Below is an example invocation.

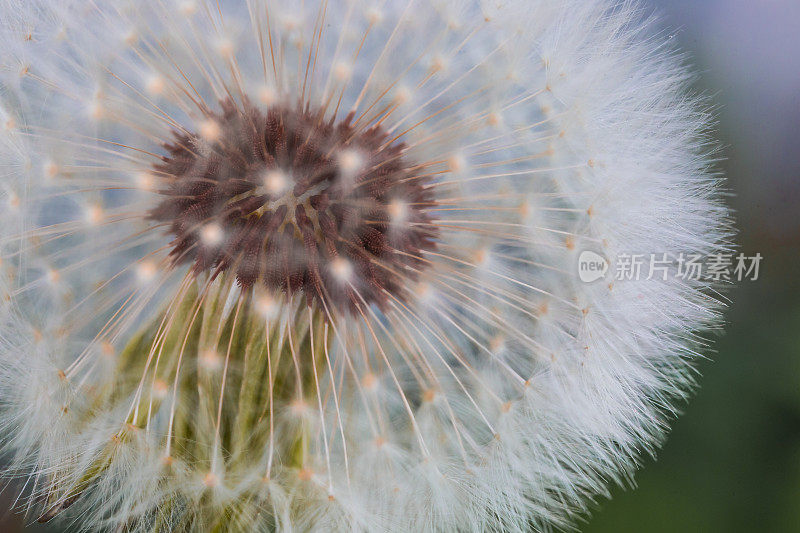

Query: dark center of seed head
[150,99,437,313]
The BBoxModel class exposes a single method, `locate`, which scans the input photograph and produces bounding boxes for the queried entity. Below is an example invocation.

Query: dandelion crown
[0,0,729,531]
[150,99,436,312]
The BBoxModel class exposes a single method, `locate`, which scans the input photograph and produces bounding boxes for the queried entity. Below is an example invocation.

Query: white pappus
[0,0,731,531]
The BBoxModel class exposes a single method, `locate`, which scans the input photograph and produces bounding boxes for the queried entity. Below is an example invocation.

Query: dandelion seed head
[0,0,731,531]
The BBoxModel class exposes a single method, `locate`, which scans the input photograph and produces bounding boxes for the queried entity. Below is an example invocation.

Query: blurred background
[2,1,799,531]
[587,0,800,531]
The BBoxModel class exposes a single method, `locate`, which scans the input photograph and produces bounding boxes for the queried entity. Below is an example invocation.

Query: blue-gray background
[2,1,799,531]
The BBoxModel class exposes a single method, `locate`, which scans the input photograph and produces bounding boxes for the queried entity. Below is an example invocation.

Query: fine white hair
[0,0,730,531]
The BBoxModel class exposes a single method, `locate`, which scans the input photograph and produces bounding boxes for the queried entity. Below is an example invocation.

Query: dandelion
[0,0,730,531]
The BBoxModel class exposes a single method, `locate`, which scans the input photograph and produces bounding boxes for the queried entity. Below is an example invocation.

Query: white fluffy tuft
[0,0,730,531]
